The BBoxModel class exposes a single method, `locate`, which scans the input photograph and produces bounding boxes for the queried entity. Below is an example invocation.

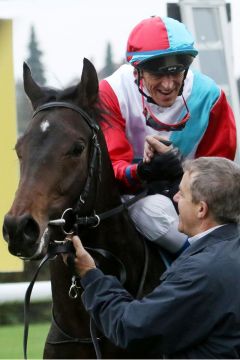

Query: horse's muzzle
[2,213,41,258]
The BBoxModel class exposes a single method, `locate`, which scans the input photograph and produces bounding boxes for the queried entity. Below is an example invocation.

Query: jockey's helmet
[126,16,198,75]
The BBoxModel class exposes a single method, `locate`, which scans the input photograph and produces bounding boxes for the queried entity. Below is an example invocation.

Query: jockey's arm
[99,81,141,192]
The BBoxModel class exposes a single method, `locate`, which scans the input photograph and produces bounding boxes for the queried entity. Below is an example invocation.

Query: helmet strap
[135,69,157,104]
[178,68,188,96]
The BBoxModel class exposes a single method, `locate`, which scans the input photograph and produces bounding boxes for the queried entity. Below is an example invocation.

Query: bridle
[33,101,102,210]
[24,101,149,359]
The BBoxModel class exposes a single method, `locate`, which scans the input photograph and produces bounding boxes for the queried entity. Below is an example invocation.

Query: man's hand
[63,235,96,278]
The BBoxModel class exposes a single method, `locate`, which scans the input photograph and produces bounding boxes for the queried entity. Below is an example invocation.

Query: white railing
[0,281,52,304]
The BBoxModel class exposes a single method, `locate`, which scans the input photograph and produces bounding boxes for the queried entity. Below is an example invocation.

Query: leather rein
[23,101,149,359]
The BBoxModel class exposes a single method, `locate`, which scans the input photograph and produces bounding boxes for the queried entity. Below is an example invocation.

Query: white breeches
[123,194,187,254]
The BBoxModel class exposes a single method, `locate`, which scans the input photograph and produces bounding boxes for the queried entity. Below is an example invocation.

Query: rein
[24,101,149,360]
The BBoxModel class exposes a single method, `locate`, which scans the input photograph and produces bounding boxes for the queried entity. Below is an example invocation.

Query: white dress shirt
[188,224,227,245]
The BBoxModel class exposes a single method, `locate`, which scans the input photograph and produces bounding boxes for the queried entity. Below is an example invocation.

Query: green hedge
[0,301,52,325]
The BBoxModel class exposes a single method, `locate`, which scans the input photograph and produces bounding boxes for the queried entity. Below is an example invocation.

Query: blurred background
[0,0,240,358]
[2,0,239,149]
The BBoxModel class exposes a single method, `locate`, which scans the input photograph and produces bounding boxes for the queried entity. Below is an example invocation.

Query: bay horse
[2,58,165,359]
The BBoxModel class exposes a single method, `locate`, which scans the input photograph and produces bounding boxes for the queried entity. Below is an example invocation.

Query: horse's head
[2,58,104,260]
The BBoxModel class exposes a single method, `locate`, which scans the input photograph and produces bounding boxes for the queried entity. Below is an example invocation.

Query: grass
[0,322,50,359]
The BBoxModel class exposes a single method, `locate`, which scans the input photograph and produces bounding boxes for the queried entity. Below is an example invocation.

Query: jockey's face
[142,70,185,107]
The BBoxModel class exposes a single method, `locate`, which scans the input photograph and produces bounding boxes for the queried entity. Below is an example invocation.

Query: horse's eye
[67,143,85,157]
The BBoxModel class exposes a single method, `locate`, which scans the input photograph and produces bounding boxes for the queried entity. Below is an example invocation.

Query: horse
[2,58,165,359]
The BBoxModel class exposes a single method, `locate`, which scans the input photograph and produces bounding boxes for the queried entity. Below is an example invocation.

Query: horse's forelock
[31,84,107,128]
[31,87,58,108]
[55,85,106,125]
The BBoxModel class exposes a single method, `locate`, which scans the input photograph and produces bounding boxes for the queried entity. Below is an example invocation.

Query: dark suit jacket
[81,223,240,358]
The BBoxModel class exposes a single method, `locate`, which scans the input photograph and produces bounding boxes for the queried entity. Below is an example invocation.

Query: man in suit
[68,157,240,358]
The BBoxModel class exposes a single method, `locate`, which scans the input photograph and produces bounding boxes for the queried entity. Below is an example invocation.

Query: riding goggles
[145,64,188,76]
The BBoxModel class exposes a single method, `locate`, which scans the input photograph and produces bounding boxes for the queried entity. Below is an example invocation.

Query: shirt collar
[188,224,227,245]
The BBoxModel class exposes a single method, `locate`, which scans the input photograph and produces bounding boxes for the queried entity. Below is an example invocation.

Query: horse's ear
[76,58,99,107]
[23,62,46,109]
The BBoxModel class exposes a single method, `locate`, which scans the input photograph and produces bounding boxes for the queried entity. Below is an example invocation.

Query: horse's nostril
[3,213,40,251]
[22,217,40,244]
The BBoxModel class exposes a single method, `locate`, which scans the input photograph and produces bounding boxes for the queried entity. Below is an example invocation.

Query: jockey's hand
[137,148,183,182]
[144,135,172,163]
[62,235,96,278]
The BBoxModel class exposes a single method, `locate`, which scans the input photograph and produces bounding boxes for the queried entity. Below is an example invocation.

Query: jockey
[99,16,236,255]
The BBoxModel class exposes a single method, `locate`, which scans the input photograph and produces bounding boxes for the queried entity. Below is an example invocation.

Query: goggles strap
[141,89,190,132]
[178,68,188,96]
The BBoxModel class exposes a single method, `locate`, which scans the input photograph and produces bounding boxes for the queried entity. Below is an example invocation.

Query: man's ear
[197,201,209,219]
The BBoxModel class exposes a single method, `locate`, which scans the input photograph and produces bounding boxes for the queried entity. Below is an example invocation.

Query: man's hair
[183,157,240,224]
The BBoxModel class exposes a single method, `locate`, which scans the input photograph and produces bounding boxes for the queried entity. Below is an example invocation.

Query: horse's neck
[50,257,92,338]
[86,146,154,295]
[49,137,163,336]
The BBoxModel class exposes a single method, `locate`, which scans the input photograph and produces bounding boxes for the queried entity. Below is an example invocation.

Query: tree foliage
[15,80,32,135]
[98,41,121,79]
[16,25,46,135]
[26,25,46,86]
[105,42,115,76]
